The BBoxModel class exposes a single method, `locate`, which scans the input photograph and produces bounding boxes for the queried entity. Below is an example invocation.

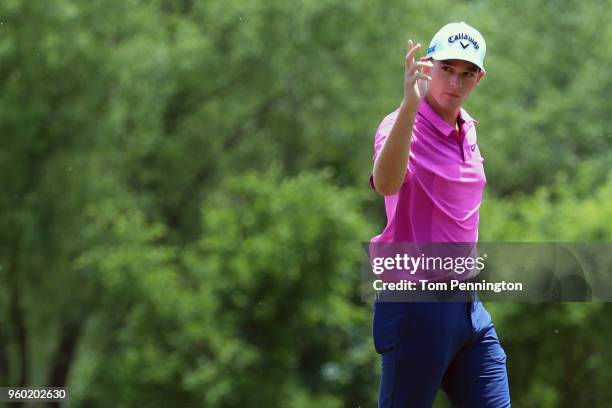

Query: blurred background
[0,0,611,406]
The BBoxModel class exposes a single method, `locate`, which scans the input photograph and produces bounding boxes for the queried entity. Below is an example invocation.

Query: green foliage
[481,172,612,242]
[71,170,375,407]
[0,0,610,407]
[481,173,612,407]
[469,0,612,195]
[192,169,373,406]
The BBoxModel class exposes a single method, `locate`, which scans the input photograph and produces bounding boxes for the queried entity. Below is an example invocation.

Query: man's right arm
[371,40,432,196]
[371,103,418,195]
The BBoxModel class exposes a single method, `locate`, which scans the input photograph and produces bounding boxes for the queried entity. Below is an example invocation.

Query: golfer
[369,22,511,407]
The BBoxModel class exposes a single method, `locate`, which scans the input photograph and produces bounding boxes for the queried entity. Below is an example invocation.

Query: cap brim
[430,50,485,72]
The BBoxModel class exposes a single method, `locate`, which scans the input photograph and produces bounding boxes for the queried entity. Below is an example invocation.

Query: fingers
[415,61,433,69]
[407,71,432,83]
[406,61,433,85]
[417,61,433,77]
[414,71,432,81]
[405,40,421,69]
[404,39,432,100]
[405,40,433,77]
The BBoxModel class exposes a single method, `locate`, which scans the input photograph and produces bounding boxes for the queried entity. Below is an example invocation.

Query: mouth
[443,92,461,98]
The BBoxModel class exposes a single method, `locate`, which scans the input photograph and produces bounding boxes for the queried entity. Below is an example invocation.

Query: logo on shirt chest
[464,127,478,155]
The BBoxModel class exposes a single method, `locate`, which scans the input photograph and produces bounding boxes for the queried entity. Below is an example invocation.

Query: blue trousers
[373,300,510,407]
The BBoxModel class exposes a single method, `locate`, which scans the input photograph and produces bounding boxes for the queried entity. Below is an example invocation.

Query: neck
[425,94,460,127]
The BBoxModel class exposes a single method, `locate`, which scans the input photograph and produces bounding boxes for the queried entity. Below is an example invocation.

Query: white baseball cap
[425,22,486,71]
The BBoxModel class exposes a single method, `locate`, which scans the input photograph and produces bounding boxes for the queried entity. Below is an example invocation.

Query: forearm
[372,102,418,195]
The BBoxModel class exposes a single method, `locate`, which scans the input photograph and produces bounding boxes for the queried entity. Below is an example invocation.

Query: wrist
[400,99,419,114]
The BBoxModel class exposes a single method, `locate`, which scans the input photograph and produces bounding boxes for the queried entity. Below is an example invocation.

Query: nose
[449,73,462,89]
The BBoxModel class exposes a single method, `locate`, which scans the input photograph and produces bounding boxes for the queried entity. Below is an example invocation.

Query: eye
[464,72,475,78]
[442,66,452,72]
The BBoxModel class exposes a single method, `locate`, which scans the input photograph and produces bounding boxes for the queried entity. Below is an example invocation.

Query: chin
[437,98,461,111]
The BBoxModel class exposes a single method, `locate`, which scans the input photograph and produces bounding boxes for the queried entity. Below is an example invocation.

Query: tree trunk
[46,320,83,388]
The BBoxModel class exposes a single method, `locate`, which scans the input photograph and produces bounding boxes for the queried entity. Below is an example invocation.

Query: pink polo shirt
[370,99,486,243]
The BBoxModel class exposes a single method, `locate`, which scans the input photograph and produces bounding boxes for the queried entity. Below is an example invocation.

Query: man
[369,22,511,407]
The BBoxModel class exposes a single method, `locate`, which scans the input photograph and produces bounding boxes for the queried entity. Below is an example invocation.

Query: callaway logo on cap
[425,22,487,71]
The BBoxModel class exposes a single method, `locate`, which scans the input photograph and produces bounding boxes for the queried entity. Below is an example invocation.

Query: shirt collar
[418,99,478,138]
[459,108,478,125]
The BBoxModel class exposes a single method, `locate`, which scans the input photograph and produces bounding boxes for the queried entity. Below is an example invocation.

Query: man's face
[424,59,485,112]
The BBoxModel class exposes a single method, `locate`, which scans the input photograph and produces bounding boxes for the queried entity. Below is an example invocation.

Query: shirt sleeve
[369,109,410,191]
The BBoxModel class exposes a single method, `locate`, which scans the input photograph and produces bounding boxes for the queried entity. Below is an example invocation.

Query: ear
[475,70,486,85]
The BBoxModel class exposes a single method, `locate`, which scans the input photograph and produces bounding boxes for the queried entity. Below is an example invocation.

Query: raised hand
[403,40,433,109]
